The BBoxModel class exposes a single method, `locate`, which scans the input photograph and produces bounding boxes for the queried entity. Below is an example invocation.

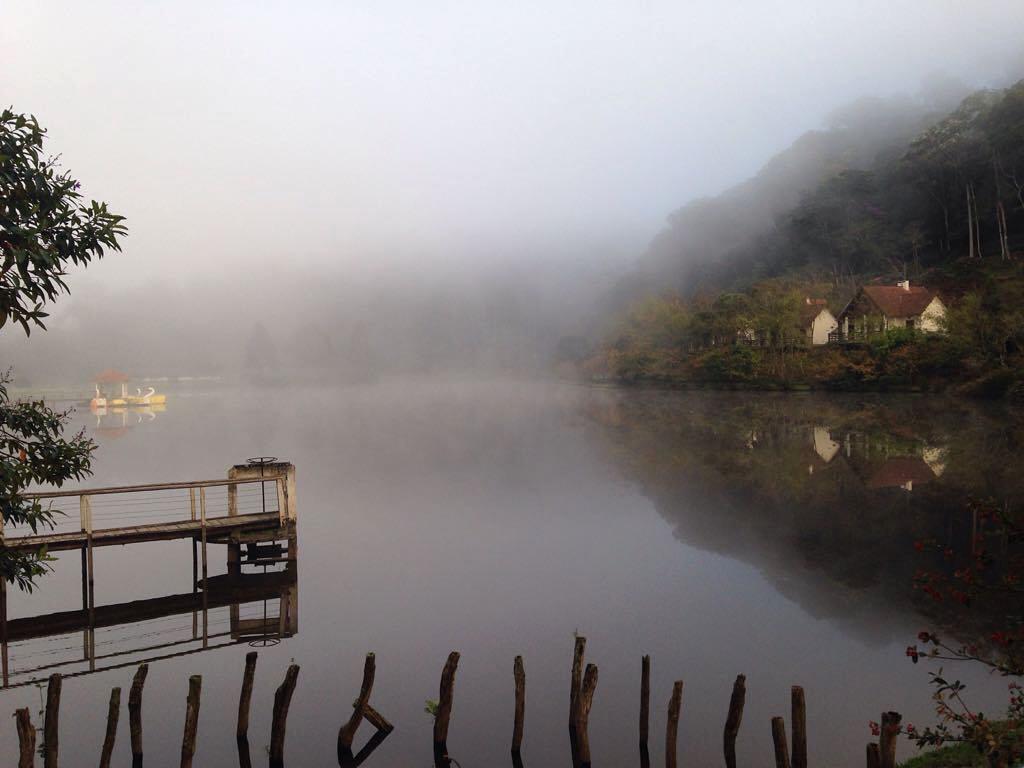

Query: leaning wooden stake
[269,665,300,768]
[237,651,258,740]
[772,716,791,768]
[99,687,121,768]
[339,653,377,753]
[180,675,202,768]
[575,663,599,768]
[15,708,35,768]
[791,687,806,768]
[512,655,526,756]
[723,674,746,768]
[361,703,394,734]
[433,651,460,766]
[237,652,257,768]
[879,712,901,768]
[666,680,683,768]
[640,655,651,754]
[128,664,149,768]
[43,673,61,768]
[866,743,881,768]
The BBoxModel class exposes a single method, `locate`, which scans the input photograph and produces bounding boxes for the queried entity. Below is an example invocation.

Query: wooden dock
[0,461,299,688]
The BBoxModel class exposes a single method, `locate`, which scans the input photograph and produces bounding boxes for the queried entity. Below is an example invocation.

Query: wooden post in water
[879,712,901,768]
[180,675,202,768]
[568,635,586,766]
[433,651,460,767]
[723,674,746,768]
[99,687,121,768]
[569,636,586,730]
[666,680,683,768]
[128,663,149,768]
[15,707,35,768]
[512,655,526,757]
[269,664,300,768]
[575,664,598,768]
[237,651,258,740]
[236,651,257,768]
[771,717,791,768]
[43,673,61,768]
[361,703,394,734]
[638,655,647,757]
[791,687,806,768]
[339,653,376,755]
[866,743,881,768]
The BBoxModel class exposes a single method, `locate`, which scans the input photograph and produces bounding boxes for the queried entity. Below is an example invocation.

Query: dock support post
[199,488,208,649]
[1,575,8,688]
[86,531,96,671]
[190,489,198,639]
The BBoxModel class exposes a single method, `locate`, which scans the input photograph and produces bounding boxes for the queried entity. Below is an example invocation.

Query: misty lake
[2,377,1020,767]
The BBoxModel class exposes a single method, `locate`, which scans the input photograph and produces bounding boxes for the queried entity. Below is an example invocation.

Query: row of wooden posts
[9,636,904,767]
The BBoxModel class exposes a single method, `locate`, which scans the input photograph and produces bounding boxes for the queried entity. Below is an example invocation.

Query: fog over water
[4,2,1024,379]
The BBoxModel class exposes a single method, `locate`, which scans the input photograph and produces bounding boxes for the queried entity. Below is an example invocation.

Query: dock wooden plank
[4,512,283,553]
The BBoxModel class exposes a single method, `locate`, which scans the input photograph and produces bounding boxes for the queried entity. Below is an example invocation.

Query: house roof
[800,299,831,325]
[861,285,937,318]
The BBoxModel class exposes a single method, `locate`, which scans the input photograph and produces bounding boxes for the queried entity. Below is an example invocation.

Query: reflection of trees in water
[582,391,1024,644]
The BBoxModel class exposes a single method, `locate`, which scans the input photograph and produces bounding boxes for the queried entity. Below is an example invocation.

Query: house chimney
[898,279,910,291]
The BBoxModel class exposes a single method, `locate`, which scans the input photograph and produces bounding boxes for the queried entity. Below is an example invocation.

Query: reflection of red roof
[95,369,129,383]
[862,286,937,318]
[867,457,936,489]
[95,426,130,439]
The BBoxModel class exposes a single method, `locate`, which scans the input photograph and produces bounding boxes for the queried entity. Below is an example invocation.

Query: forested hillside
[613,78,1024,303]
[585,79,1024,396]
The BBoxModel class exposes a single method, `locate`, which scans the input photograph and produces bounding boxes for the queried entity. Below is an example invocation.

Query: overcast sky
[4,1,1024,287]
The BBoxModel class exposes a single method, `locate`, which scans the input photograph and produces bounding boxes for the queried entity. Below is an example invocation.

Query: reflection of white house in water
[922,446,947,477]
[813,426,840,463]
[807,426,840,474]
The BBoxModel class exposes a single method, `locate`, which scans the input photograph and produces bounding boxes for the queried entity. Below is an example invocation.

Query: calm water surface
[2,377,1020,767]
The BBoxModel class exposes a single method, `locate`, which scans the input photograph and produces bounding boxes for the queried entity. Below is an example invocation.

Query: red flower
[918,631,932,643]
[869,721,880,736]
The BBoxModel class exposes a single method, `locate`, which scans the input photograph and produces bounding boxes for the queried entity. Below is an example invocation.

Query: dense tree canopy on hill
[616,79,1024,304]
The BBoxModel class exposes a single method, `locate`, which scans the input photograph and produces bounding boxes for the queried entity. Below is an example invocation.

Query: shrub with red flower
[896,498,1024,766]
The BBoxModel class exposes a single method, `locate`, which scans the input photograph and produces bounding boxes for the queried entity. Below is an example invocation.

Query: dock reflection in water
[0,537,297,689]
